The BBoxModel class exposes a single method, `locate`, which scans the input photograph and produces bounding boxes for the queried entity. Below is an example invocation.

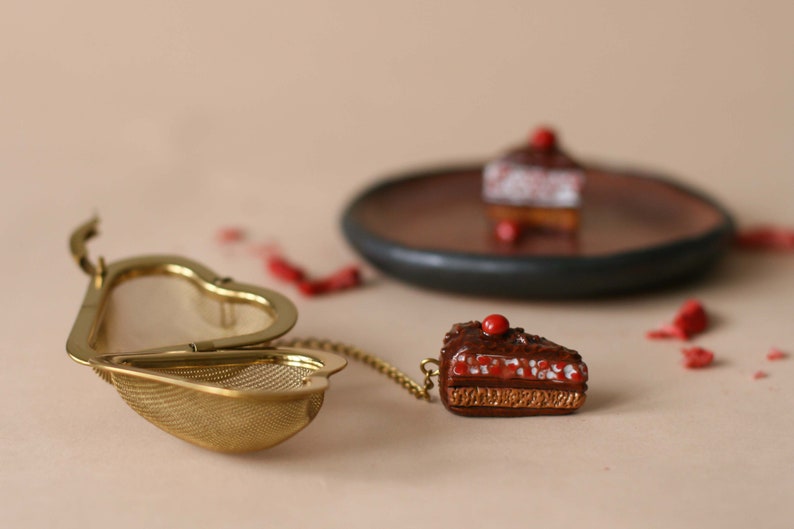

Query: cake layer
[446,386,586,417]
[486,204,580,232]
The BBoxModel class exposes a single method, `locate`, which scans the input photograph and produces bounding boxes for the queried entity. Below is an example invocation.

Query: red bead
[495,220,521,243]
[482,314,509,336]
[531,127,557,150]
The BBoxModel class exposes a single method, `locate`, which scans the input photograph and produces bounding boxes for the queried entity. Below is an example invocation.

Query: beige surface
[2,1,793,528]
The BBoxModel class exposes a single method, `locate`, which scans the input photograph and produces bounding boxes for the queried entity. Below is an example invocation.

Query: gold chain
[274,337,439,401]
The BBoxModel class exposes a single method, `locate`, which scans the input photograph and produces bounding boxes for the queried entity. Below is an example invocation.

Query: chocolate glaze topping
[499,142,581,170]
[441,320,584,365]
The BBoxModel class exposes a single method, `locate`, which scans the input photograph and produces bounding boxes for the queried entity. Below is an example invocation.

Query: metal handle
[69,217,105,281]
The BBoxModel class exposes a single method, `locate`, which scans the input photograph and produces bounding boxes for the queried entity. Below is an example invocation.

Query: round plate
[341,164,735,298]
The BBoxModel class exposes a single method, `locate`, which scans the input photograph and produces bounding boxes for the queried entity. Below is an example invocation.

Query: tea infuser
[66,218,437,453]
[66,219,588,452]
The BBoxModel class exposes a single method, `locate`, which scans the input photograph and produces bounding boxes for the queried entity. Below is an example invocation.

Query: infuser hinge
[190,341,219,353]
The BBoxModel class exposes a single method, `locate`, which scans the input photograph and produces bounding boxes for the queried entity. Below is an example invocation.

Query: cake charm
[422,314,588,417]
[483,126,585,242]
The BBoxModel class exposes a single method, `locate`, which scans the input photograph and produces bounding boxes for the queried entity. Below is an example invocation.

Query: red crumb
[261,247,364,296]
[216,227,246,244]
[297,265,362,296]
[266,255,306,283]
[752,370,768,380]
[646,325,688,341]
[647,299,708,340]
[767,348,787,361]
[734,226,794,251]
[681,346,714,369]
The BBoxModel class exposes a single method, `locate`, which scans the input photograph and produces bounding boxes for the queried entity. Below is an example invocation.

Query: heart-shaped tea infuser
[66,218,350,453]
[66,219,588,453]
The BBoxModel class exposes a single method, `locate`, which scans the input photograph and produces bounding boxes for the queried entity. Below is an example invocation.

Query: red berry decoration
[531,127,557,150]
[495,220,521,243]
[482,314,510,336]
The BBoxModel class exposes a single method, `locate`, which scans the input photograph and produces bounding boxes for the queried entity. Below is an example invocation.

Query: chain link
[273,337,436,401]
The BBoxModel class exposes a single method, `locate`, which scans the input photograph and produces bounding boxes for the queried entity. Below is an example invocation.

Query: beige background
[2,1,793,528]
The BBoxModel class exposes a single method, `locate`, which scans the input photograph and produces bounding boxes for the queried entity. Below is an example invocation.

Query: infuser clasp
[69,217,106,287]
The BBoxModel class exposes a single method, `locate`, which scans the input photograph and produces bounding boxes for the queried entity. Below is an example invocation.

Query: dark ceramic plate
[341,164,734,298]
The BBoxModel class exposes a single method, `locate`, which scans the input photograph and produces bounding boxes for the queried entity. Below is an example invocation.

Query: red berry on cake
[531,126,557,150]
[482,314,510,336]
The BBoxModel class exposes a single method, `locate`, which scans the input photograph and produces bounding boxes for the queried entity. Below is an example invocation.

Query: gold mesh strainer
[66,219,346,453]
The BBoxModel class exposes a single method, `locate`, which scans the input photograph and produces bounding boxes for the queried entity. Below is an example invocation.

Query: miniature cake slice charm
[483,126,585,241]
[437,315,588,417]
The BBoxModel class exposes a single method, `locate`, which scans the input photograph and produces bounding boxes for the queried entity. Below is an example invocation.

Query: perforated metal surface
[110,362,324,452]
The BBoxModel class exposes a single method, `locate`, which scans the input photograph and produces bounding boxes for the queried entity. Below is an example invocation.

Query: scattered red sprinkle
[531,127,557,150]
[265,251,362,297]
[646,325,688,341]
[216,227,246,244]
[767,348,787,361]
[266,255,306,283]
[495,219,521,244]
[296,265,362,296]
[646,299,708,340]
[482,314,510,336]
[734,226,794,251]
[752,370,768,380]
[681,346,715,369]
